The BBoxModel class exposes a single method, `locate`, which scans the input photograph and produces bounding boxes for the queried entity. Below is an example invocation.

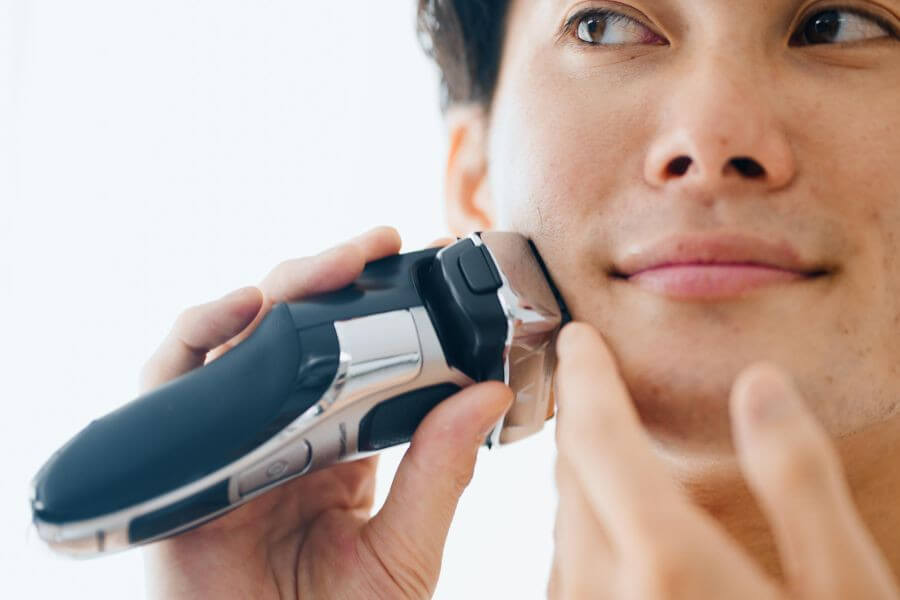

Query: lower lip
[623,264,809,299]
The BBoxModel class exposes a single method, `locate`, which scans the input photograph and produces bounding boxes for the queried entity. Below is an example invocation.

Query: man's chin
[616,357,745,459]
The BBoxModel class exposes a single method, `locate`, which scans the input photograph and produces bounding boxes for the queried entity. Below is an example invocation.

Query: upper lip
[612,232,829,278]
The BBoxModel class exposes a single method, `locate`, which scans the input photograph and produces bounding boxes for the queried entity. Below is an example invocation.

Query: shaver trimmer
[30,231,570,556]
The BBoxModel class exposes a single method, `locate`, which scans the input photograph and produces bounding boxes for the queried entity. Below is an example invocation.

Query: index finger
[213,226,402,357]
[554,322,693,547]
[143,227,404,386]
[259,225,402,302]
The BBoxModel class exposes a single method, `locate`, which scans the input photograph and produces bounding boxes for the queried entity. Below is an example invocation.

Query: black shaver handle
[33,303,339,525]
[32,239,508,538]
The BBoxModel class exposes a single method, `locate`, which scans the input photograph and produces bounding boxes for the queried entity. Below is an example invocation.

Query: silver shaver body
[30,231,569,556]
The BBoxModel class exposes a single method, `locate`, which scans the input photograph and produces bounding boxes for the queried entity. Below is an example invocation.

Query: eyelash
[561,8,651,44]
[561,4,900,47]
[793,3,900,43]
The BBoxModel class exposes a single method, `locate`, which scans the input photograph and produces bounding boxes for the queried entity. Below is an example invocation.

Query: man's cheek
[496,124,627,235]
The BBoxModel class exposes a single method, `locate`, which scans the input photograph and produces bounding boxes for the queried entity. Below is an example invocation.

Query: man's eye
[792,8,895,45]
[573,9,664,46]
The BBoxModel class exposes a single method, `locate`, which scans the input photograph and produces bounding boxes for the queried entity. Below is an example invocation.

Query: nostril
[667,155,692,176]
[731,157,766,178]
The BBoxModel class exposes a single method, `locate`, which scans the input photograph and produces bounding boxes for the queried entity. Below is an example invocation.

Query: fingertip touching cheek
[472,0,900,460]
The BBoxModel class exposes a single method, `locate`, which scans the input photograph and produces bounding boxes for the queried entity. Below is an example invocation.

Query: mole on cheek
[867,207,881,223]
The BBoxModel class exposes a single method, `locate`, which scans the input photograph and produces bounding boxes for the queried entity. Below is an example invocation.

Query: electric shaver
[30,231,570,556]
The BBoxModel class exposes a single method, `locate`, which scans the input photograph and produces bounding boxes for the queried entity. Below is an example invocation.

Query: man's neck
[658,415,900,583]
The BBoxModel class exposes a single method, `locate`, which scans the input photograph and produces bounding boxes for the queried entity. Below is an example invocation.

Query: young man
[143,1,900,597]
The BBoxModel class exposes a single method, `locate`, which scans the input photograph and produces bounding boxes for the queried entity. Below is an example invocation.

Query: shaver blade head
[471,232,570,445]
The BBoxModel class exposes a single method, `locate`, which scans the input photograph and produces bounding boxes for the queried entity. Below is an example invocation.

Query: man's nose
[642,60,797,197]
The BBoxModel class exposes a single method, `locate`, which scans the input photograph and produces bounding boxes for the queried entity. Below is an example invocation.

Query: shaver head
[466,232,571,445]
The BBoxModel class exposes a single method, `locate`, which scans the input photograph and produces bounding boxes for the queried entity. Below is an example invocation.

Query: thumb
[362,381,513,590]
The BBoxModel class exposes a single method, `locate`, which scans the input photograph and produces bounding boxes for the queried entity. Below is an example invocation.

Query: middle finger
[554,321,695,549]
[260,225,401,302]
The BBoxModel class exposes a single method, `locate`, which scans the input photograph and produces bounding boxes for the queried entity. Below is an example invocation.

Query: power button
[458,245,503,294]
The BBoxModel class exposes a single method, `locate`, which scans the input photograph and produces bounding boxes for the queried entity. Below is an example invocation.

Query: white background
[0,1,558,598]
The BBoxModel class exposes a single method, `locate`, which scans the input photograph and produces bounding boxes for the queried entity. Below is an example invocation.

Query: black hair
[416,0,511,111]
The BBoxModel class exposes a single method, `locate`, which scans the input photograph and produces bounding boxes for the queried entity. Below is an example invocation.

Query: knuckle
[395,565,433,600]
[358,527,434,600]
[172,304,205,335]
[448,462,476,495]
[405,442,475,498]
[266,255,322,296]
[265,259,295,291]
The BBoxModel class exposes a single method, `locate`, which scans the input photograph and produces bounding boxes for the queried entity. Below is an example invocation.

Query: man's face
[476,0,900,457]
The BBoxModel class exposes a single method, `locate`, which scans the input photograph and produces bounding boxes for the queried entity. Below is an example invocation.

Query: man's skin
[445,0,900,596]
[145,0,900,597]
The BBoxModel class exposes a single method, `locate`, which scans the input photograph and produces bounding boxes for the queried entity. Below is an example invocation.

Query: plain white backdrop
[0,1,558,598]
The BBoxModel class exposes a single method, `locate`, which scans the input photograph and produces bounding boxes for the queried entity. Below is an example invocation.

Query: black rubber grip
[33,304,339,523]
[357,383,462,451]
[128,480,231,544]
[287,246,441,326]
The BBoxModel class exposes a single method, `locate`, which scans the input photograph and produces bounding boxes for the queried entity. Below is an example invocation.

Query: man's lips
[610,232,831,300]
[624,263,810,299]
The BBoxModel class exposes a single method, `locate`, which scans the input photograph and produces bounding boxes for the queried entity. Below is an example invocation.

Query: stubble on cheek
[489,9,900,451]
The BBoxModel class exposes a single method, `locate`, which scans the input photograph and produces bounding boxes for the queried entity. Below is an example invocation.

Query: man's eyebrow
[551,0,900,14]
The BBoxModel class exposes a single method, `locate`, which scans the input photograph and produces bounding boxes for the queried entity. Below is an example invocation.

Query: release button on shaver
[237,439,312,497]
[458,245,502,294]
[266,460,287,478]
